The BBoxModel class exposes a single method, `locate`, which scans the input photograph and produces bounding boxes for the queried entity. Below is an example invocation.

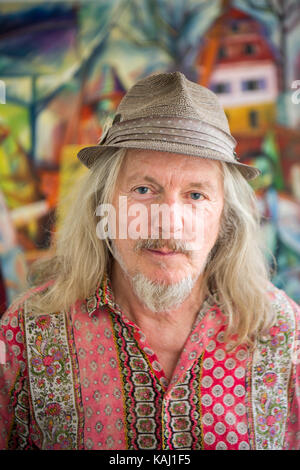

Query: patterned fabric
[0,274,300,450]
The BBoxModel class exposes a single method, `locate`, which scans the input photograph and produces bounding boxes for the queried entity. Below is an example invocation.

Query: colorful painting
[57,144,88,229]
[0,0,299,309]
[0,189,27,313]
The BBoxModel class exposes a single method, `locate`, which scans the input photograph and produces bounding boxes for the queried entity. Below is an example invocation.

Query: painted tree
[241,0,300,93]
[116,0,219,80]
[0,0,126,161]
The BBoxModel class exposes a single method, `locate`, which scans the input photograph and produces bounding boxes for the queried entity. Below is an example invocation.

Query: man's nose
[150,200,184,239]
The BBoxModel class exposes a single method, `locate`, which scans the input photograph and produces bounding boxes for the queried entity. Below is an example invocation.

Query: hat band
[103,116,237,161]
[107,127,234,157]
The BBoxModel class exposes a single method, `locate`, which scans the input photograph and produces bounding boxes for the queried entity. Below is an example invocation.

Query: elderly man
[0,72,299,451]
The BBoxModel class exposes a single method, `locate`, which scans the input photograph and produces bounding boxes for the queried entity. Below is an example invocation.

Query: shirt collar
[86,272,221,319]
[86,272,118,317]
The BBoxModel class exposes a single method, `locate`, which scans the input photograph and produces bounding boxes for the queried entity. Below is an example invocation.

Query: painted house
[196,6,278,136]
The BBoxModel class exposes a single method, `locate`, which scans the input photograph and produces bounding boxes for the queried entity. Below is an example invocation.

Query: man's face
[110,149,224,289]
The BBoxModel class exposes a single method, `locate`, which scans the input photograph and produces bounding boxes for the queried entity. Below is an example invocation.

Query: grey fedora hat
[77,71,261,180]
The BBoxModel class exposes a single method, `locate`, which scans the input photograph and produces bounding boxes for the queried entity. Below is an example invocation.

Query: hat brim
[77,142,261,181]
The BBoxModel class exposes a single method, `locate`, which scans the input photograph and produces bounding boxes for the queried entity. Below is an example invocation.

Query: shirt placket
[115,300,226,450]
[113,305,170,391]
[91,273,229,450]
[160,305,227,450]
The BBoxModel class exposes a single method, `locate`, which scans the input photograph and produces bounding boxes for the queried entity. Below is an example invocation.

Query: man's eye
[190,192,205,200]
[134,186,149,194]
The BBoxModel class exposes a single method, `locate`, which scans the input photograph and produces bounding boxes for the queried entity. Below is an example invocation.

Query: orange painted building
[196,7,279,137]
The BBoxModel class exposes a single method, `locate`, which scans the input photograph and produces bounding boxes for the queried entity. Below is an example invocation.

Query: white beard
[111,242,201,313]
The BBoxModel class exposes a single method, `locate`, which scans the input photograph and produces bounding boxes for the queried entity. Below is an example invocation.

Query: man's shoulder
[265,281,300,331]
[0,281,54,327]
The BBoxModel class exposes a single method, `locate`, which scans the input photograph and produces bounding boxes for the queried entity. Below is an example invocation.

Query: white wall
[210,61,278,107]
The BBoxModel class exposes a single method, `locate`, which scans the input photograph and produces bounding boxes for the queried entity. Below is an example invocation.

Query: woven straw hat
[77,71,260,180]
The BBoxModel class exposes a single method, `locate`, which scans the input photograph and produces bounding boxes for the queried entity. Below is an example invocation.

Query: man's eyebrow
[127,174,217,192]
[188,181,217,192]
[127,175,163,188]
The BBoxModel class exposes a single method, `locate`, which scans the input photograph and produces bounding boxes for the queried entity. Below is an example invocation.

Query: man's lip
[145,248,182,256]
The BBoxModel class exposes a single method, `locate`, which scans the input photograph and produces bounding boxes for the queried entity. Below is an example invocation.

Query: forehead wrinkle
[123,155,223,193]
[127,174,163,189]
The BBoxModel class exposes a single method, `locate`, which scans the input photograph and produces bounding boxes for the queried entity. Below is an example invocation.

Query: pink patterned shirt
[0,274,300,450]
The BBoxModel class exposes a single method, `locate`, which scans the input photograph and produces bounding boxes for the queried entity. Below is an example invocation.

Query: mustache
[134,238,193,254]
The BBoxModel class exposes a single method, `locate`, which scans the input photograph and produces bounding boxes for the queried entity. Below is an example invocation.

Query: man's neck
[110,262,208,382]
[110,261,206,333]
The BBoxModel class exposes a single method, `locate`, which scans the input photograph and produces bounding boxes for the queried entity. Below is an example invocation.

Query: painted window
[218,46,227,59]
[242,78,266,91]
[211,82,231,94]
[244,43,256,55]
[231,21,239,32]
[249,110,259,128]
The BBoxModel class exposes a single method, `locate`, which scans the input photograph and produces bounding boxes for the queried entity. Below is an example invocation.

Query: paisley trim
[7,371,30,449]
[251,291,296,449]
[65,313,85,449]
[23,303,81,450]
[245,350,255,449]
